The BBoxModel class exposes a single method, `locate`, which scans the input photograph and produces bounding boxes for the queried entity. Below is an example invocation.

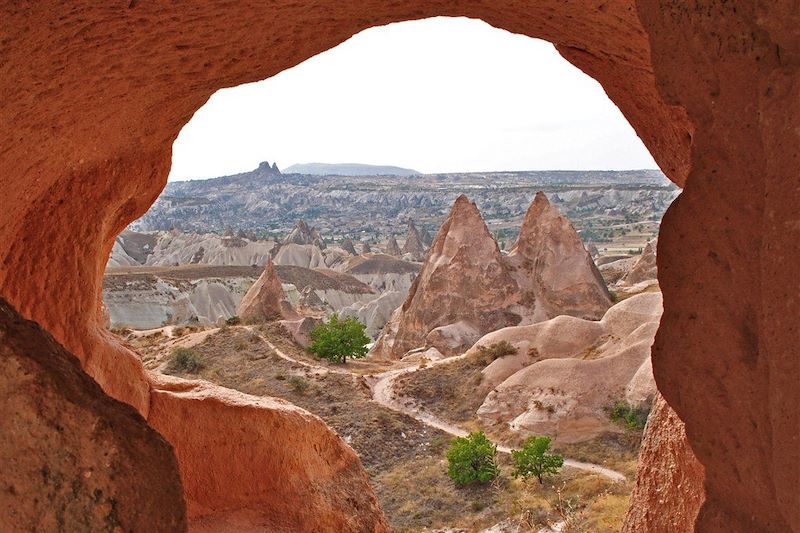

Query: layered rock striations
[373,194,611,358]
[385,236,402,256]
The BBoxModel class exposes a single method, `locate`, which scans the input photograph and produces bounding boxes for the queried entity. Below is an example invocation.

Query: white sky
[169,17,657,181]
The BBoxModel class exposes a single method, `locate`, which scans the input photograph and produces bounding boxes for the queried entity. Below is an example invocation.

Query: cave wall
[1,0,796,530]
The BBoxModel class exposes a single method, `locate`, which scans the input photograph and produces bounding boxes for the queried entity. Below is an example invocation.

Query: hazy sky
[169,17,657,181]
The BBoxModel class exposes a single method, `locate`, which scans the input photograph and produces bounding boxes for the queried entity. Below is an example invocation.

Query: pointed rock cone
[373,195,518,358]
[401,220,426,260]
[385,236,401,256]
[340,239,357,256]
[507,191,612,320]
[621,237,658,285]
[237,258,299,321]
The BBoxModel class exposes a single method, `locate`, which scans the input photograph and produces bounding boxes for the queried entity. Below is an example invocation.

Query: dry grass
[136,325,639,531]
[393,354,490,424]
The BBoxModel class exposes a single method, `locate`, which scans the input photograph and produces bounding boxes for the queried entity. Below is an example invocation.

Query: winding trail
[250,327,626,484]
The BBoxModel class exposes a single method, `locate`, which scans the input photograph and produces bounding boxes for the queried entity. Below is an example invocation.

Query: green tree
[308,314,370,364]
[446,431,499,486]
[511,436,564,484]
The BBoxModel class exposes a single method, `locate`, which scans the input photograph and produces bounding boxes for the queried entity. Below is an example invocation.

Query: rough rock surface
[3,2,797,530]
[238,259,298,321]
[340,238,358,256]
[620,237,657,286]
[373,196,519,358]
[505,192,612,321]
[0,299,186,532]
[475,293,662,443]
[148,376,387,531]
[623,394,705,532]
[401,220,427,260]
[385,236,402,256]
[373,194,611,358]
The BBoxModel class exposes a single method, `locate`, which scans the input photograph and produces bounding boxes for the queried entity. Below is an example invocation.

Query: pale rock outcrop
[144,232,274,267]
[385,236,402,256]
[340,239,357,255]
[339,290,407,339]
[373,196,519,358]
[476,293,662,443]
[599,256,638,284]
[373,194,611,358]
[282,220,326,249]
[505,192,611,322]
[237,259,298,322]
[620,237,658,286]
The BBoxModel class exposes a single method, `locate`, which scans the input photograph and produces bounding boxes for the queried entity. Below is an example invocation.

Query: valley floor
[121,324,641,532]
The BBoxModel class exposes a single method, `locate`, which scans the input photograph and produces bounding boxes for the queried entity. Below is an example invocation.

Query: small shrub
[234,340,247,351]
[476,340,518,365]
[166,348,204,373]
[288,375,309,394]
[609,291,620,303]
[511,436,564,484]
[608,400,649,430]
[309,314,370,364]
[274,372,286,381]
[226,315,241,326]
[446,431,499,486]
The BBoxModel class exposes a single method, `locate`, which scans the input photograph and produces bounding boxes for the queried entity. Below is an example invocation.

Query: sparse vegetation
[475,340,518,365]
[225,315,241,326]
[608,400,649,430]
[446,431,499,486]
[511,436,564,484]
[308,314,370,363]
[166,347,205,373]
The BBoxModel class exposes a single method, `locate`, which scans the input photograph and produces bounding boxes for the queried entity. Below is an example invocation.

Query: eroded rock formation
[401,220,427,260]
[238,258,298,321]
[373,194,611,358]
[0,299,186,532]
[475,292,662,443]
[2,2,797,530]
[385,236,402,256]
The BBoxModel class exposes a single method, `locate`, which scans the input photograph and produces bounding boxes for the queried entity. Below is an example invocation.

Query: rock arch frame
[1,1,797,531]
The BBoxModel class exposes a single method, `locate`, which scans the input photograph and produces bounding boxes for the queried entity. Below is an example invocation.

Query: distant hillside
[284,162,420,177]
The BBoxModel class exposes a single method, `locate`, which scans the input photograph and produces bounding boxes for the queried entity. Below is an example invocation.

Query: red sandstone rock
[237,258,299,322]
[0,299,186,532]
[385,236,402,256]
[623,394,705,532]
[401,220,427,260]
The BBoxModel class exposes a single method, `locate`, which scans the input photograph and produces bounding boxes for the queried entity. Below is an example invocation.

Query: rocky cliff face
[623,394,705,532]
[373,194,611,358]
[475,293,661,443]
[401,220,427,260]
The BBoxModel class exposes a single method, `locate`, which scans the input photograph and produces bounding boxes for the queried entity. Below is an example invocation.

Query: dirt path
[250,327,626,484]
[370,362,627,483]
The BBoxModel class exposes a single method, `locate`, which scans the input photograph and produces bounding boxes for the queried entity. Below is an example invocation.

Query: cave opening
[105,17,677,532]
